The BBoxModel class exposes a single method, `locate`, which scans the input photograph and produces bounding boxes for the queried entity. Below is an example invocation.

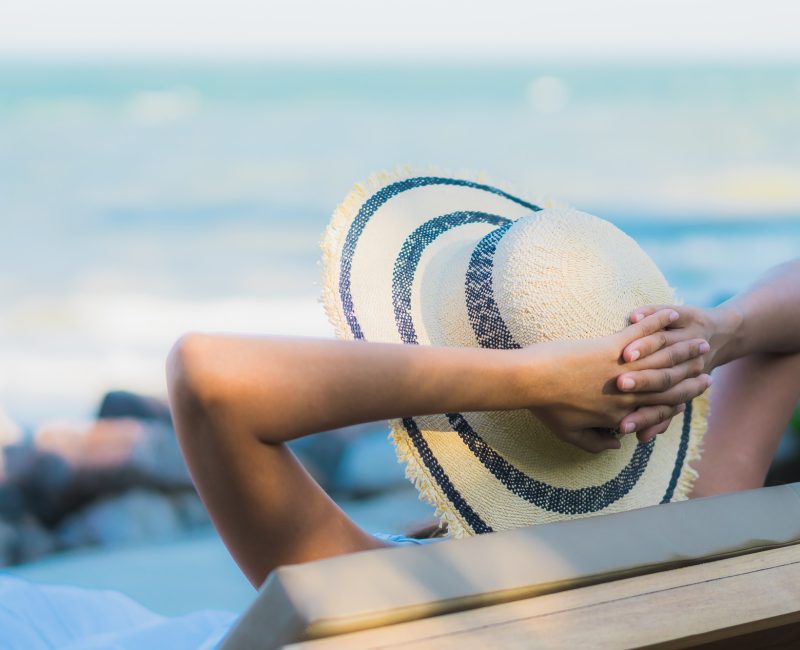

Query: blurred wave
[1,61,799,425]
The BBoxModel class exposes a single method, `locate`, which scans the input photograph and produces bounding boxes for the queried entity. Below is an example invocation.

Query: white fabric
[0,535,434,649]
[0,575,235,650]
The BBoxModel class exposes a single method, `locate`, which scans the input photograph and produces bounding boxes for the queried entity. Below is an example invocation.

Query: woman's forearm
[257,339,528,436]
[167,308,709,449]
[168,334,532,444]
[711,259,800,366]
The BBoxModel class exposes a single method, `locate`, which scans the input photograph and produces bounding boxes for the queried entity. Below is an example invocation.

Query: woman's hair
[407,522,448,539]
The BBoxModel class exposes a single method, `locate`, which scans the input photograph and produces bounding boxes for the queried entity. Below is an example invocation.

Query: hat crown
[490,207,674,346]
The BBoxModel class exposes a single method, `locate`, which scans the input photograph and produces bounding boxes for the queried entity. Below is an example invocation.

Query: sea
[1,61,799,427]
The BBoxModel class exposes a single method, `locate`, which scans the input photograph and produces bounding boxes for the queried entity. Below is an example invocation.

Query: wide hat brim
[321,171,707,537]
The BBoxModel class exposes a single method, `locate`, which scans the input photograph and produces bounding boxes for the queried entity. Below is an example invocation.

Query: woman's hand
[523,309,711,453]
[623,304,743,374]
[625,261,800,374]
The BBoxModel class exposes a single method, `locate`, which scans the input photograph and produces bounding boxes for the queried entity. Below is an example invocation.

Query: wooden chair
[221,484,800,649]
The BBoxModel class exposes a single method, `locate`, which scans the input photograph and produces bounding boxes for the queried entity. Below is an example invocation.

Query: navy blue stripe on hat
[465,222,521,350]
[408,404,690,524]
[447,412,654,514]
[393,211,511,345]
[391,210,508,533]
[401,417,493,534]
[661,400,693,503]
[339,177,541,340]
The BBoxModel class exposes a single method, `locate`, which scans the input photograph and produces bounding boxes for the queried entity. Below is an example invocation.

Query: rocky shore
[0,392,408,567]
[3,391,798,568]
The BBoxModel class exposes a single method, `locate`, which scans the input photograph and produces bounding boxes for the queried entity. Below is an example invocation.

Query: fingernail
[706,374,714,387]
[629,349,640,361]
[622,422,635,433]
[699,342,710,354]
[669,310,679,322]
[621,377,635,390]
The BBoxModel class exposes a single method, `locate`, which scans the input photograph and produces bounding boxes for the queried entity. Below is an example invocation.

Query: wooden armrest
[221,483,800,650]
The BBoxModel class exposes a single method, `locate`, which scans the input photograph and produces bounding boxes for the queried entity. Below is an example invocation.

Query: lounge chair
[221,483,800,649]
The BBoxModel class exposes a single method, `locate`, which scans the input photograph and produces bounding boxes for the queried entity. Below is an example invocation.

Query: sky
[2,0,800,61]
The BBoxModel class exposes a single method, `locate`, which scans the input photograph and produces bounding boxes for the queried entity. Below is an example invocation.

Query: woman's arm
[620,259,800,497]
[169,308,708,452]
[166,308,708,585]
[624,259,800,371]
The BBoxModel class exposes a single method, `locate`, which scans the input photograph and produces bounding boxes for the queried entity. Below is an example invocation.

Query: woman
[166,178,800,590]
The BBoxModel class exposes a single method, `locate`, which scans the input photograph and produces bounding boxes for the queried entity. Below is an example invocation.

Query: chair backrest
[221,483,800,650]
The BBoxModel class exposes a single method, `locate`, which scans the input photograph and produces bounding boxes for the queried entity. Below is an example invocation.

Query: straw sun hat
[321,172,708,538]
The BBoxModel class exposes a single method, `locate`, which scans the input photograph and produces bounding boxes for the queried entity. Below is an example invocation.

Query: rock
[11,419,191,527]
[4,445,74,525]
[0,517,17,566]
[56,488,184,549]
[15,517,55,563]
[0,515,52,566]
[288,422,376,492]
[171,491,210,529]
[0,483,26,521]
[97,391,173,424]
[54,509,94,549]
[20,419,179,516]
[126,422,191,486]
[338,486,437,534]
[332,425,406,497]
[35,419,146,470]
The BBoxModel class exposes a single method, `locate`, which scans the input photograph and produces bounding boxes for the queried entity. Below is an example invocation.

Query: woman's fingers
[635,419,672,443]
[617,356,706,393]
[619,403,686,435]
[622,330,671,362]
[629,304,671,324]
[619,308,679,346]
[623,328,709,363]
[618,339,709,389]
[632,374,713,407]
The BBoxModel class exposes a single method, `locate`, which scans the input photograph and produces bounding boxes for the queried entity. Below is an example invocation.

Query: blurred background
[1,0,799,616]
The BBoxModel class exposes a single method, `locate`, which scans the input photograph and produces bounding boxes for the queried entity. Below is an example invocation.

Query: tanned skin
[167,259,799,588]
[167,309,709,587]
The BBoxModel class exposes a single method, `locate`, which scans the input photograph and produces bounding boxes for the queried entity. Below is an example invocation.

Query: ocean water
[1,62,799,426]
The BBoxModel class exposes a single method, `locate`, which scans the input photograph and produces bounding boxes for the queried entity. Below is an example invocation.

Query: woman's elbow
[166,333,230,423]
[167,333,287,444]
